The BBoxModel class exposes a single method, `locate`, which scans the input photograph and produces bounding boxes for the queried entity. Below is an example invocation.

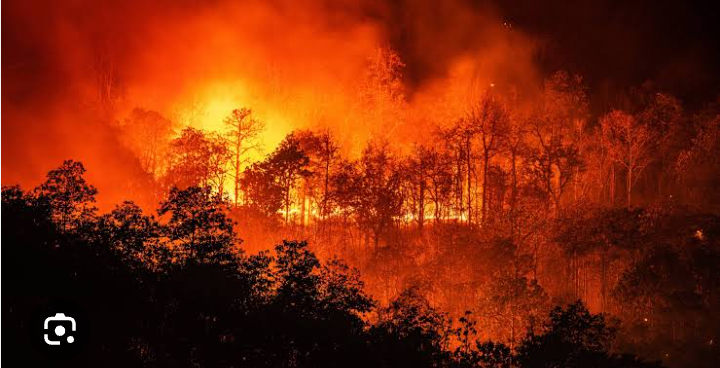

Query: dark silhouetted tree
[372,287,450,368]
[158,186,237,264]
[35,159,98,231]
[469,92,510,225]
[240,161,284,219]
[517,301,660,368]
[266,133,312,224]
[357,140,403,248]
[97,201,162,269]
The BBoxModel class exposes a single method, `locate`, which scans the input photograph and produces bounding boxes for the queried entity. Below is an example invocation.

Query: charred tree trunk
[300,186,306,228]
[627,166,633,206]
[610,163,616,205]
[285,185,291,225]
[466,137,473,225]
[510,149,518,239]
[418,179,425,233]
[481,151,489,226]
[234,143,241,206]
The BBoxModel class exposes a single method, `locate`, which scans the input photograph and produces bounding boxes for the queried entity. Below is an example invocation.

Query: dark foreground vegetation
[6,161,717,367]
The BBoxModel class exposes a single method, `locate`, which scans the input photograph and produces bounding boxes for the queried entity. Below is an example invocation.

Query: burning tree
[295,129,340,226]
[120,108,175,177]
[265,133,312,224]
[164,128,231,194]
[224,108,265,206]
[358,47,407,138]
[527,71,588,212]
[469,92,510,226]
[356,140,404,248]
[404,145,431,232]
[443,117,479,225]
[600,110,653,206]
[423,147,454,224]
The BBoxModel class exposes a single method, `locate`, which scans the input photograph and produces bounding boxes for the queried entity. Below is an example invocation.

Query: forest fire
[3,0,719,367]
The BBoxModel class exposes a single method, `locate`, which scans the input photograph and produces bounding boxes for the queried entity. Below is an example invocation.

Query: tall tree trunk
[510,150,518,239]
[456,151,464,222]
[627,167,633,206]
[285,186,291,225]
[546,159,554,213]
[481,151,489,226]
[233,136,243,206]
[300,186,306,227]
[601,247,608,312]
[610,164,615,205]
[324,154,330,219]
[418,180,425,233]
[466,138,473,225]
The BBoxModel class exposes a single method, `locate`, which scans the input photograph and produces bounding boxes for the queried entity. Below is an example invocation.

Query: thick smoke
[2,0,538,208]
[4,0,715,208]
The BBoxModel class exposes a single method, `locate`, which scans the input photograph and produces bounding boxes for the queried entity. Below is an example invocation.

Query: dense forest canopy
[6,161,715,367]
[2,0,719,367]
